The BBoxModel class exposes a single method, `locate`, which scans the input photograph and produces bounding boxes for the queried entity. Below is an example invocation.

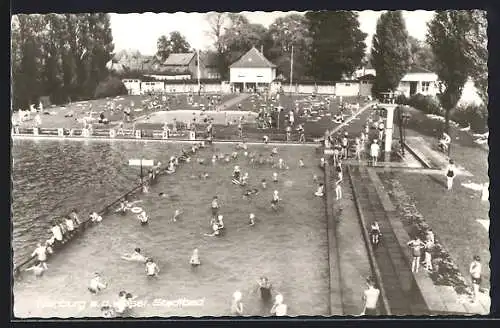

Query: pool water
[12,139,329,317]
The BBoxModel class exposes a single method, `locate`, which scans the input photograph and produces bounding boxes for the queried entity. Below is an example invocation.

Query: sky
[109,10,435,56]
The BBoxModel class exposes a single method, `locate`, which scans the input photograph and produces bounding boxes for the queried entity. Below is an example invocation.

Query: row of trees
[370,10,487,133]
[11,14,115,110]
[203,11,367,82]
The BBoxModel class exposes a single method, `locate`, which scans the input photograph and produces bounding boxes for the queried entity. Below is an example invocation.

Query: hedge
[451,104,488,133]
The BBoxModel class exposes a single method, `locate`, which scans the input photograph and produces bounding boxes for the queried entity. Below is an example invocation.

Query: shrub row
[396,93,488,133]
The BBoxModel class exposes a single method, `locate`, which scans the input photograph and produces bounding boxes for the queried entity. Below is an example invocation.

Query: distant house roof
[230,47,276,69]
[163,53,196,66]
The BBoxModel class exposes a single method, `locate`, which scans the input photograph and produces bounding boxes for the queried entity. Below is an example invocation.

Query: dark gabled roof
[163,53,196,66]
[407,66,433,74]
[230,47,276,69]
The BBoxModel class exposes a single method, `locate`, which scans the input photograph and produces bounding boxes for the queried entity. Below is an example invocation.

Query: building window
[422,82,430,92]
[345,83,351,87]
[257,75,263,78]
[238,75,245,78]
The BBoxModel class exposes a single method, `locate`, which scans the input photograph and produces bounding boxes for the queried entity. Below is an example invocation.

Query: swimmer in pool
[315,183,325,197]
[121,248,147,262]
[211,196,220,217]
[172,209,183,222]
[231,291,244,315]
[198,158,206,165]
[271,147,278,156]
[319,157,326,169]
[271,190,281,211]
[88,272,107,293]
[313,174,319,183]
[249,213,256,226]
[211,155,217,165]
[231,151,238,159]
[241,172,249,186]
[137,211,149,225]
[261,179,267,189]
[90,212,103,223]
[200,172,209,180]
[190,248,201,266]
[158,192,168,197]
[224,155,231,163]
[256,277,273,302]
[204,221,220,237]
[24,261,46,277]
[145,258,160,277]
[299,159,305,168]
[217,214,225,230]
[273,172,279,183]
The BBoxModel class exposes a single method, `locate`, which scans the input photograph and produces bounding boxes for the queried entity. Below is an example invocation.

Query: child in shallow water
[190,248,201,266]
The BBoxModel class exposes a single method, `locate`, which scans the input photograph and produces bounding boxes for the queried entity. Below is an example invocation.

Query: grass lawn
[378,171,490,293]
[13,142,330,317]
[393,106,488,181]
[15,93,238,130]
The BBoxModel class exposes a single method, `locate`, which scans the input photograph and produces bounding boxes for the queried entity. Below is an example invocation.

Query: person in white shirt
[121,248,147,262]
[469,255,482,302]
[361,277,380,315]
[270,294,288,316]
[137,211,149,225]
[145,258,160,277]
[50,223,63,243]
[65,216,75,233]
[231,291,243,315]
[88,272,107,294]
[31,243,49,269]
[370,221,381,246]
[423,239,434,271]
[445,159,456,191]
[370,140,380,167]
[248,213,256,226]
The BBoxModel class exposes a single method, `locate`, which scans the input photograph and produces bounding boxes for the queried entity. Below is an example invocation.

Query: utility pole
[197,49,201,95]
[289,44,294,97]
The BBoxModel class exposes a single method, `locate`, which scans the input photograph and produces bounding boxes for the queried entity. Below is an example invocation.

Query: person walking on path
[335,169,343,201]
[445,159,456,191]
[361,277,380,316]
[469,255,482,303]
[370,140,380,167]
[407,236,426,273]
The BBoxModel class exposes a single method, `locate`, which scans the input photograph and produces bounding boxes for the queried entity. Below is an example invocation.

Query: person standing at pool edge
[361,277,380,316]
[469,255,482,303]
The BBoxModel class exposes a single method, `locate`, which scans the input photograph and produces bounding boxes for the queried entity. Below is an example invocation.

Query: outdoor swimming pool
[12,139,330,317]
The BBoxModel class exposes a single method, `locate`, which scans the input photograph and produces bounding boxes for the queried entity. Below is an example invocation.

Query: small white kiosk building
[229,47,277,92]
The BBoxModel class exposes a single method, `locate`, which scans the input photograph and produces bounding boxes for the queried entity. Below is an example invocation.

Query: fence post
[189,130,196,140]
[57,128,64,137]
[33,127,39,136]
[135,130,142,139]
[82,128,90,137]
[162,130,169,140]
[109,129,116,138]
